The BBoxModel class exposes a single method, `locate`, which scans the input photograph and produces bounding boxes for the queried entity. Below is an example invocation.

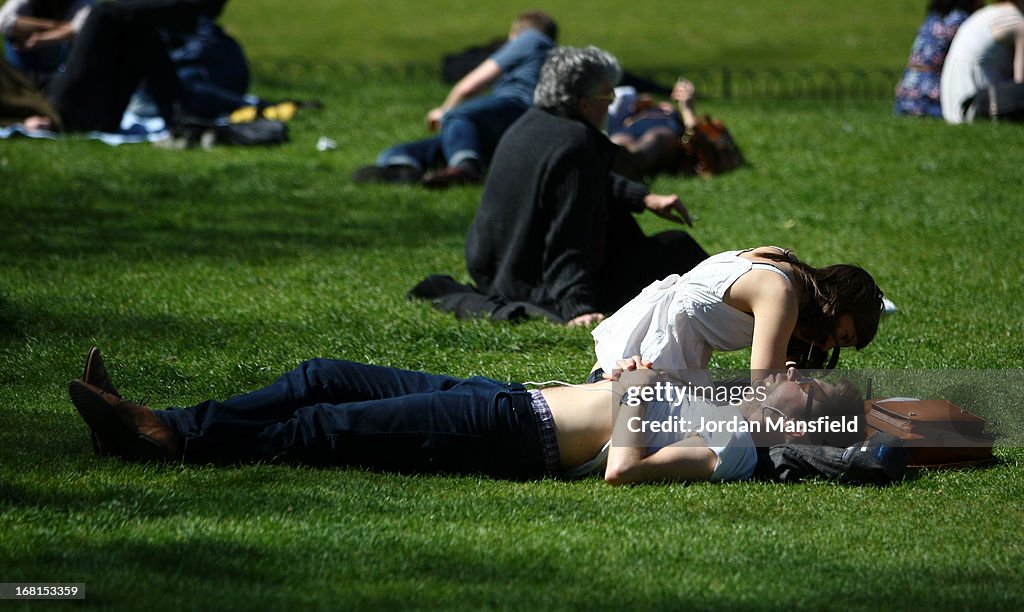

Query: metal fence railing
[648,66,900,101]
[250,60,901,101]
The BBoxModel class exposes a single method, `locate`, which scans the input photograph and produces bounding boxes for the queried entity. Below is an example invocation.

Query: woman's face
[819,314,857,350]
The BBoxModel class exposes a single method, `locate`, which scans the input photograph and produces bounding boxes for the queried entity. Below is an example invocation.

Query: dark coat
[465,107,649,321]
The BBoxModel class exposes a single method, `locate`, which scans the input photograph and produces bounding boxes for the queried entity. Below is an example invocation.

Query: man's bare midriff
[542,381,616,470]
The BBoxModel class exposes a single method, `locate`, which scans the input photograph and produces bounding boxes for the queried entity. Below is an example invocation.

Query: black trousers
[409,208,708,324]
[48,0,225,132]
[596,206,709,313]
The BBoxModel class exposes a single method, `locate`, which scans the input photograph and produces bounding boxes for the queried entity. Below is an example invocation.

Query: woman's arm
[4,15,61,40]
[20,20,76,49]
[726,269,800,382]
[671,79,699,130]
[1014,22,1024,82]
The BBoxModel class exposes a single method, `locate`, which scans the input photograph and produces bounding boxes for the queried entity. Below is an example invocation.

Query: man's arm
[605,438,718,485]
[427,58,503,131]
[604,367,717,485]
[608,173,648,213]
[3,15,60,40]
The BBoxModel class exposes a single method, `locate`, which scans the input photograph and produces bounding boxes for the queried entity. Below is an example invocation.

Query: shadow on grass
[3,185,476,265]
[2,493,1018,610]
[0,294,19,341]
[0,298,221,341]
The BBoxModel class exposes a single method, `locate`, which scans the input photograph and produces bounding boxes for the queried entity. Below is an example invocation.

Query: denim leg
[376,136,444,170]
[256,378,544,479]
[177,66,254,118]
[156,360,544,478]
[439,96,528,167]
[158,359,469,462]
[4,39,66,75]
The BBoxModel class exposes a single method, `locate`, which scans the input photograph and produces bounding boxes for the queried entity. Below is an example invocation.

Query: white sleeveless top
[591,249,792,385]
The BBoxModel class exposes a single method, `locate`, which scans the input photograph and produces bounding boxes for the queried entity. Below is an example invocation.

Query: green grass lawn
[2,1,1024,609]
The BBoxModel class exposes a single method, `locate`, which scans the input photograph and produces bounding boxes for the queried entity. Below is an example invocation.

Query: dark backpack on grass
[215,118,288,146]
[760,432,909,485]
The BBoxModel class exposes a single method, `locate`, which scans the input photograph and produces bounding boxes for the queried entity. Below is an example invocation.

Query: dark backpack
[760,432,909,485]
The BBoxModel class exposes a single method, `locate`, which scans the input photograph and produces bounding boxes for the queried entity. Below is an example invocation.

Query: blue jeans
[377,95,529,170]
[5,39,69,81]
[157,359,546,479]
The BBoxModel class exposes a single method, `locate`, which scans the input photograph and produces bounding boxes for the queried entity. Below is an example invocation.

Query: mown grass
[2,1,1024,609]
[221,0,928,72]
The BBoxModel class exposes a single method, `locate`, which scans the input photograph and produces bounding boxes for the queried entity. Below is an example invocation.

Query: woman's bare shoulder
[738,245,792,263]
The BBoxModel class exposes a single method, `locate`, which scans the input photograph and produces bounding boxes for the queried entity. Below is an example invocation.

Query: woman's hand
[567,312,604,327]
[603,355,654,381]
[671,79,696,105]
[644,193,693,227]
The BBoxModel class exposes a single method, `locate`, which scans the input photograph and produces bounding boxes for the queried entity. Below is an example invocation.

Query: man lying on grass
[69,348,865,484]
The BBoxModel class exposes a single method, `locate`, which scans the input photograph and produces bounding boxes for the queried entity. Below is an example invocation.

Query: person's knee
[439,111,477,136]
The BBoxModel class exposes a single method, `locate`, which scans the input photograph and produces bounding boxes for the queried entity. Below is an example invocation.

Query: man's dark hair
[514,10,558,42]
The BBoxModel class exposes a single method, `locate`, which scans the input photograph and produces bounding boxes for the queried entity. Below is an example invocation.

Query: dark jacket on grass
[462,107,707,322]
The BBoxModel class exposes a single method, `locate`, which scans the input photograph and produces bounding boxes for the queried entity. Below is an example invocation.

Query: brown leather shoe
[82,347,120,397]
[81,347,121,454]
[422,165,484,189]
[69,380,182,460]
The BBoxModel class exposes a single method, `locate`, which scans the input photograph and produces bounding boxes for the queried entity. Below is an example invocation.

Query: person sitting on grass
[69,348,866,484]
[893,0,983,118]
[0,0,94,90]
[409,46,708,327]
[352,10,557,188]
[941,0,1024,123]
[10,0,231,133]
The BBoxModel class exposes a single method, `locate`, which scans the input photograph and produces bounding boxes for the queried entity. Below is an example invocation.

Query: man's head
[533,46,621,126]
[755,372,866,447]
[510,10,558,42]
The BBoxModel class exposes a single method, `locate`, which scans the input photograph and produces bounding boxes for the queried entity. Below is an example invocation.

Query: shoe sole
[68,381,170,461]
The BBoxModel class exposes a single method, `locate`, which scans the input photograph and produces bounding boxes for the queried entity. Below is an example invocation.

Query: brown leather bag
[679,115,746,177]
[863,398,995,468]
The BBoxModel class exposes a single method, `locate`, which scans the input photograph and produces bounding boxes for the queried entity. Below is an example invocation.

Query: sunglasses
[761,377,816,424]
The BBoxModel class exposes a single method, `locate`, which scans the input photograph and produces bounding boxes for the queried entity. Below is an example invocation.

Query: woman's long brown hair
[759,250,883,350]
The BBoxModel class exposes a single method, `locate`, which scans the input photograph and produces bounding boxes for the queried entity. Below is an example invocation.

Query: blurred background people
[941,0,1024,122]
[0,0,93,88]
[894,0,983,117]
[353,10,557,188]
